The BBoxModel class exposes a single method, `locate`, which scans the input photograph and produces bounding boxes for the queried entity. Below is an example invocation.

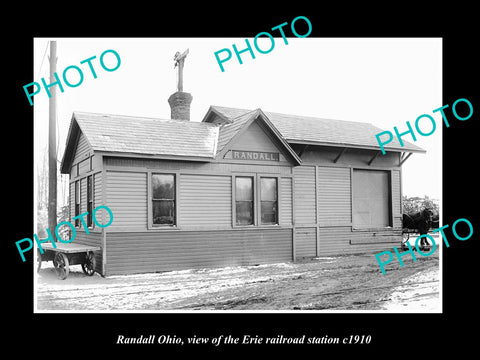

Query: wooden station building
[60,54,424,276]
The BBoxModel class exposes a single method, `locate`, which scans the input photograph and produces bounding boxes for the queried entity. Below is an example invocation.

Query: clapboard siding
[391,170,402,228]
[105,157,292,176]
[70,182,75,220]
[230,121,281,153]
[317,167,351,226]
[74,231,103,274]
[73,132,90,164]
[78,157,90,175]
[295,227,316,258]
[293,166,316,225]
[105,228,293,275]
[106,171,147,230]
[94,172,102,206]
[179,174,231,228]
[280,177,292,225]
[69,172,101,224]
[80,177,87,214]
[317,226,402,256]
[94,172,102,224]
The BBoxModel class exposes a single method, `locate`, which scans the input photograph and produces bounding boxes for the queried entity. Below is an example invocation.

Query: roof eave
[201,105,233,124]
[286,139,426,154]
[97,150,215,162]
[60,114,80,174]
[255,110,302,165]
[215,109,302,166]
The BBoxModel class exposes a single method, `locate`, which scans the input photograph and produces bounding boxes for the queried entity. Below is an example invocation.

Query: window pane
[236,201,253,225]
[87,176,92,201]
[261,201,277,224]
[87,201,93,227]
[153,200,175,225]
[152,174,175,199]
[261,178,277,201]
[235,177,253,201]
[75,204,80,226]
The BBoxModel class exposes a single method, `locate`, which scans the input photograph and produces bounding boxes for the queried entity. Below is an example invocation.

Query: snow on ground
[380,267,440,312]
[36,262,305,310]
[36,252,440,312]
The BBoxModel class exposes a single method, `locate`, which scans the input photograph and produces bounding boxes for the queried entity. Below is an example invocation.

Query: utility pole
[48,40,57,238]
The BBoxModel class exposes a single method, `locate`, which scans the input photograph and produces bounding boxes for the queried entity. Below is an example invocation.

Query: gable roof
[215,109,255,152]
[61,104,425,174]
[60,112,219,173]
[215,108,302,165]
[205,105,425,153]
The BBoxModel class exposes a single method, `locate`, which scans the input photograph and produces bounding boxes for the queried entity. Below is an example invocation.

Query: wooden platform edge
[38,242,101,253]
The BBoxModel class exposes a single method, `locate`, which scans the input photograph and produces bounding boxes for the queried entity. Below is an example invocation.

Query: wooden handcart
[37,242,100,280]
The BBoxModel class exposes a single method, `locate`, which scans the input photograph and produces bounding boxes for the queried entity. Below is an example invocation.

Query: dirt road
[36,251,440,312]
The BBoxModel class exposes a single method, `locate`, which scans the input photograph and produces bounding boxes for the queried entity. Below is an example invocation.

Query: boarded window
[236,177,254,225]
[152,174,176,225]
[74,181,80,227]
[260,177,278,225]
[352,169,391,228]
[87,175,93,227]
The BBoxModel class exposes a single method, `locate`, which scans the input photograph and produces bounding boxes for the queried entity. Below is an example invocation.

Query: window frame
[351,168,393,230]
[86,175,94,228]
[234,175,255,226]
[74,180,80,228]
[232,174,281,228]
[147,171,179,229]
[259,176,279,226]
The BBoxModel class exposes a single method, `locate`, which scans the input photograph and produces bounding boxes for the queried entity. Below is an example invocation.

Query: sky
[33,37,442,206]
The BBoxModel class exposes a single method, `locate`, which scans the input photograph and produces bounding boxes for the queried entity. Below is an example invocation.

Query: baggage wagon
[37,242,100,280]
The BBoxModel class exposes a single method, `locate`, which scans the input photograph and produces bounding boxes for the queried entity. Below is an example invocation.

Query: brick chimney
[168,91,193,121]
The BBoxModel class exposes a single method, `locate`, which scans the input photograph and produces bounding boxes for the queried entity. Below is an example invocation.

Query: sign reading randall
[232,150,280,161]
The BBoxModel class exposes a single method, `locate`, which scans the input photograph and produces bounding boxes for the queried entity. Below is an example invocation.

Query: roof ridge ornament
[173,49,189,92]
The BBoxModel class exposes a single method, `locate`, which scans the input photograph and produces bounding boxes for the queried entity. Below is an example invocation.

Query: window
[235,177,254,225]
[152,174,176,226]
[352,169,391,228]
[87,175,93,227]
[260,177,278,225]
[74,181,80,227]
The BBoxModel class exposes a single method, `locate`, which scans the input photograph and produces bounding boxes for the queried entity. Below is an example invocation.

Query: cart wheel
[81,252,96,276]
[37,248,42,273]
[53,253,69,280]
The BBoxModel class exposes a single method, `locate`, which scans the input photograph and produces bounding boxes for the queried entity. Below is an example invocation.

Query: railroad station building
[60,88,424,276]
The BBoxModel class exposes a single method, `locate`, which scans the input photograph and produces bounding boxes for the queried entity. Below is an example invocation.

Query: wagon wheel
[53,252,69,280]
[81,252,96,276]
[401,230,410,250]
[37,248,42,273]
[402,230,410,243]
